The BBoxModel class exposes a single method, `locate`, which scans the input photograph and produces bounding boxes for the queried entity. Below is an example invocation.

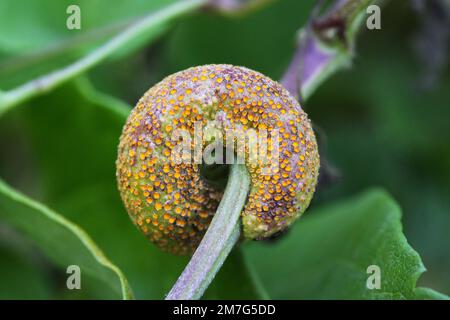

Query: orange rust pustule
[116,65,319,255]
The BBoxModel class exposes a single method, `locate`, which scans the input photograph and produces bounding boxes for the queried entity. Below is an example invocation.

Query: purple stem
[280,32,334,102]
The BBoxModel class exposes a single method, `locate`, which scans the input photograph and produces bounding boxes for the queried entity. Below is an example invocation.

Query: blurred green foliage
[0,0,449,299]
[0,0,178,90]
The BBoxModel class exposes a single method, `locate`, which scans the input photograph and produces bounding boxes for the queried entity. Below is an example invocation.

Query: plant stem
[280,0,383,101]
[166,164,250,300]
[0,0,207,117]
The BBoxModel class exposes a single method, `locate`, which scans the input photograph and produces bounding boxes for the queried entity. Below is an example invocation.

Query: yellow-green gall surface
[116,65,319,255]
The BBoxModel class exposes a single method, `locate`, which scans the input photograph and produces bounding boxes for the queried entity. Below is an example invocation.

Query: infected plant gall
[116,65,319,255]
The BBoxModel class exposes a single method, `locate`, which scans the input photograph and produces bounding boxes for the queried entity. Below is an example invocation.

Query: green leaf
[0,0,178,88]
[0,178,133,299]
[0,0,179,54]
[0,77,262,299]
[0,0,206,114]
[244,189,449,299]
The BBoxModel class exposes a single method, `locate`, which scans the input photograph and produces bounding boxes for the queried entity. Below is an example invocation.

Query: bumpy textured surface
[116,65,319,255]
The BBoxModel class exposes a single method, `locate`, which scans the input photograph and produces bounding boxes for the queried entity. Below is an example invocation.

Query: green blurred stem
[166,164,250,300]
[0,0,207,117]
